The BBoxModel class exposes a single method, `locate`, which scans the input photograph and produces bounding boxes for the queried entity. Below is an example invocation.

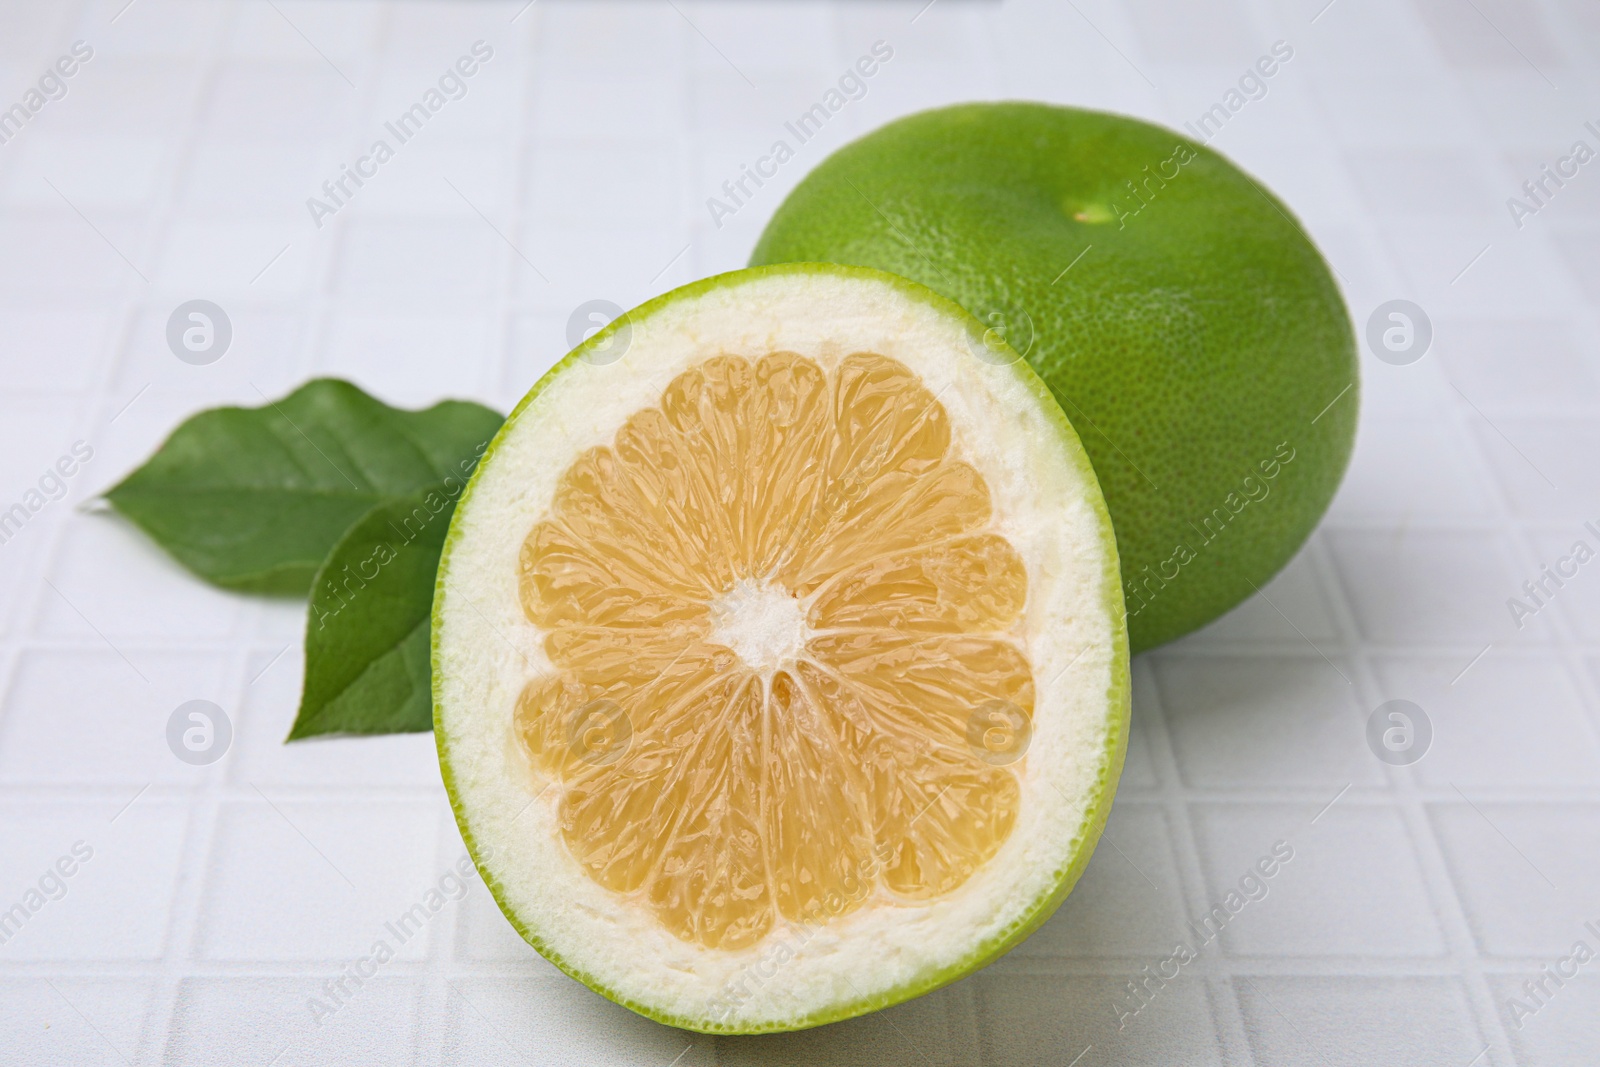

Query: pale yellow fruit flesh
[513,350,1034,951]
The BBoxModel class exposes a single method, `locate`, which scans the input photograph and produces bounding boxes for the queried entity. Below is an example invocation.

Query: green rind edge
[431,262,1132,1035]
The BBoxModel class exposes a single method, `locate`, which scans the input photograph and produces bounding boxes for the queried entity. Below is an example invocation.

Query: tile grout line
[1131,651,1246,1062]
[1280,5,1538,1044]
[423,2,544,1057]
[0,0,214,1056]
[131,3,260,1059]
[1430,180,1593,1066]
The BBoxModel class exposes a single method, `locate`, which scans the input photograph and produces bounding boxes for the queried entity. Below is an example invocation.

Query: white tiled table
[1,0,1597,1063]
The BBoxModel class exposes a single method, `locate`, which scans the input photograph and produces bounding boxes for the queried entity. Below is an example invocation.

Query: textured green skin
[751,103,1358,651]
[434,263,1130,1033]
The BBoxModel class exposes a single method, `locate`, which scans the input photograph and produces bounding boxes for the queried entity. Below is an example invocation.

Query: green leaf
[105,379,502,595]
[288,493,458,739]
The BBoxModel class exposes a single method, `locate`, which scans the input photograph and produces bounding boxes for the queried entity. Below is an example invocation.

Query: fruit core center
[708,577,810,673]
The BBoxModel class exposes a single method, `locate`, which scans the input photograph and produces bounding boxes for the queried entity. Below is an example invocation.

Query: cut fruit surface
[516,349,1034,948]
[434,264,1129,1033]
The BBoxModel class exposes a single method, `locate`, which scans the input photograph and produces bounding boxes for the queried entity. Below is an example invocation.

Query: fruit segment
[515,352,1034,949]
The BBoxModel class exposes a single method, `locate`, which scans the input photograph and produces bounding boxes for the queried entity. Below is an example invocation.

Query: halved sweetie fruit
[434,264,1129,1033]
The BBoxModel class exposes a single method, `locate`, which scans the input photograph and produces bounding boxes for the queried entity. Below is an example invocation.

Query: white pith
[708,578,811,674]
[435,269,1123,1031]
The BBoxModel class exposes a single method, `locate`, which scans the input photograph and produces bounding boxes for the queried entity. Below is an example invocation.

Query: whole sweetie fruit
[752,102,1358,650]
